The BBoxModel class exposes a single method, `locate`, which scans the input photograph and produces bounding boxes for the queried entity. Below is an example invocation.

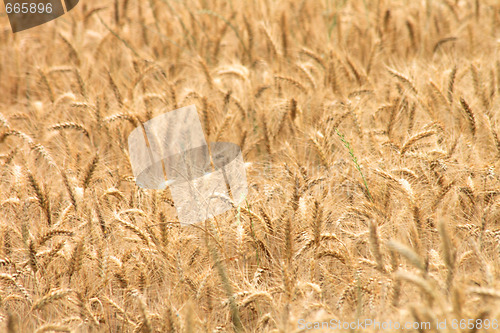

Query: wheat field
[1,0,500,332]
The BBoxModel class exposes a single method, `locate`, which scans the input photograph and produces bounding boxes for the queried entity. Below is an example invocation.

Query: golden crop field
[1,0,500,332]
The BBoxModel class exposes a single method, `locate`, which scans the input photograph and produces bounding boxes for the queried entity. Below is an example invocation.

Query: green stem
[335,128,373,202]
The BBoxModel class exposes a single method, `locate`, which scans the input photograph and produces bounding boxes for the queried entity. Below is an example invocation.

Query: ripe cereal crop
[0,0,500,332]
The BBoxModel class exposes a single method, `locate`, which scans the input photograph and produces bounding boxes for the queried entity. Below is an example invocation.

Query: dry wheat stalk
[32,289,73,311]
[81,152,99,190]
[48,122,90,139]
[387,240,425,272]
[26,169,52,226]
[387,68,418,95]
[459,97,476,137]
[400,130,436,155]
[447,65,457,103]
[1,1,500,331]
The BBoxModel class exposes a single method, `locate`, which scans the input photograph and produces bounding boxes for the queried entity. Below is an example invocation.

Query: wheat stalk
[32,289,73,311]
[48,122,90,139]
[26,169,51,226]
[459,97,476,137]
[400,130,436,155]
